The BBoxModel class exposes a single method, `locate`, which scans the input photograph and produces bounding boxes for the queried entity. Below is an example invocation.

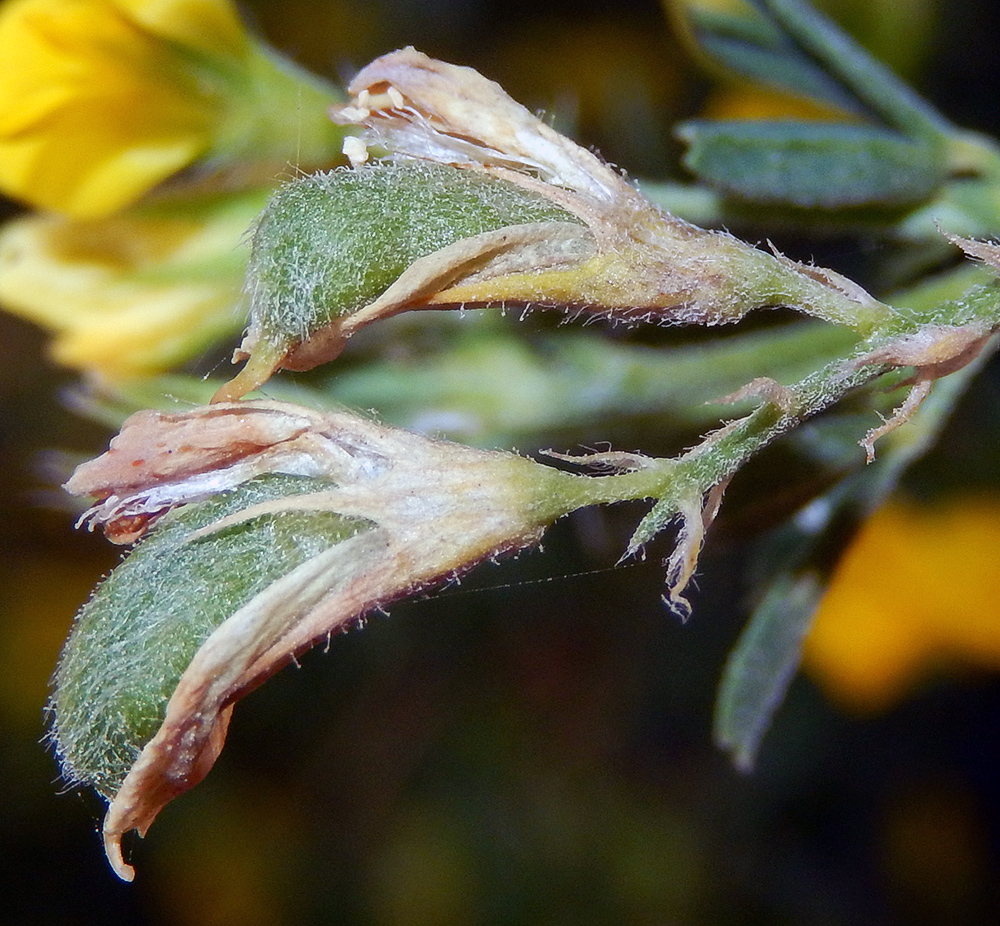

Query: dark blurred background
[3,1,1000,923]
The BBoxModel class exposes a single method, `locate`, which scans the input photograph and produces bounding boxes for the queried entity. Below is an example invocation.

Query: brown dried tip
[854,322,994,460]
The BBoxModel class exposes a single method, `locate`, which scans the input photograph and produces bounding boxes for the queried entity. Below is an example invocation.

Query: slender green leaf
[714,572,822,771]
[676,0,952,139]
[678,120,944,206]
[756,0,951,139]
[680,1,865,115]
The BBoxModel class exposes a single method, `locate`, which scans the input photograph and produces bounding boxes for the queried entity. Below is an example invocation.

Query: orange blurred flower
[803,496,1000,712]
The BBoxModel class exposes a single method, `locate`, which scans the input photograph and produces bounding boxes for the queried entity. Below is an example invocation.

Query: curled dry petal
[853,322,995,460]
[67,402,350,542]
[332,46,635,207]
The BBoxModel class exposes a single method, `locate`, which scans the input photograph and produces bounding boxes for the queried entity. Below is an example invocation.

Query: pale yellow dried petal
[333,46,632,207]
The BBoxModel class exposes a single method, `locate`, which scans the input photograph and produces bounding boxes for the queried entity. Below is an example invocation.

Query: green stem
[537,347,894,522]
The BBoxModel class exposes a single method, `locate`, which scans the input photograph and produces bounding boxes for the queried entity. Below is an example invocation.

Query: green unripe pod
[217,161,586,399]
[51,474,370,799]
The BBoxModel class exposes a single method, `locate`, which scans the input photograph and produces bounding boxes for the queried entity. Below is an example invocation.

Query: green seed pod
[213,47,908,402]
[216,161,588,399]
[50,474,371,800]
[57,398,593,879]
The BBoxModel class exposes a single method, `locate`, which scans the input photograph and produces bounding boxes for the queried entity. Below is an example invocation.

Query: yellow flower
[0,186,266,377]
[0,0,341,218]
[803,496,1000,713]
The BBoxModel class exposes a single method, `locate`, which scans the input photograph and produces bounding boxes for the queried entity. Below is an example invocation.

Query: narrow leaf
[714,572,823,771]
[756,0,951,139]
[678,120,943,207]
[672,0,952,139]
[676,0,865,115]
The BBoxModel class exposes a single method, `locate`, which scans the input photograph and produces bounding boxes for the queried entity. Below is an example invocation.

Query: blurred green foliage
[2,1,1000,924]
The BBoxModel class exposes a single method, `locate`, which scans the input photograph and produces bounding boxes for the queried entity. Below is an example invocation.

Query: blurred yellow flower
[0,187,266,377]
[803,496,1000,713]
[0,0,342,217]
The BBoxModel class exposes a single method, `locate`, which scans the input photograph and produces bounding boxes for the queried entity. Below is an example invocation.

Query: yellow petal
[113,0,248,56]
[0,190,265,377]
[0,125,208,218]
[901,499,1000,662]
[804,577,938,714]
[0,0,238,216]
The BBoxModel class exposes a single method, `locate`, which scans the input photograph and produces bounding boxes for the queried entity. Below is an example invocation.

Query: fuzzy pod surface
[246,160,583,347]
[51,474,370,800]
